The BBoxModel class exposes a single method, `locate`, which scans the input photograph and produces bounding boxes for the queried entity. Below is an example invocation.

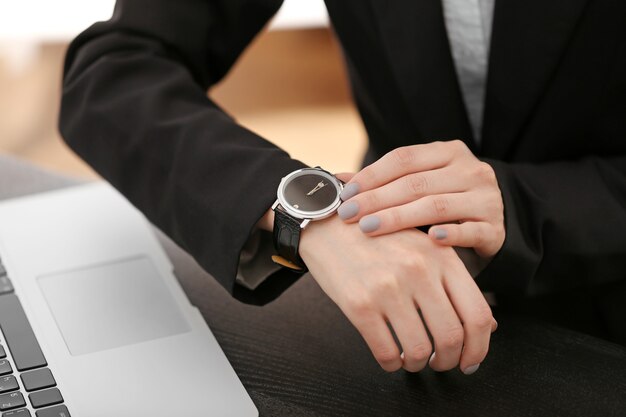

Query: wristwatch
[271,167,344,271]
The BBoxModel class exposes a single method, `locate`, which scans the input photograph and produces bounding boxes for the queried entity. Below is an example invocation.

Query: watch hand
[307,181,327,196]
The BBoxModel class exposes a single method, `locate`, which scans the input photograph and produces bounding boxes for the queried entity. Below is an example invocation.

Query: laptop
[0,183,258,417]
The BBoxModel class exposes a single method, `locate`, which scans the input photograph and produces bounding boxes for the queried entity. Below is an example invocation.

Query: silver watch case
[272,167,344,228]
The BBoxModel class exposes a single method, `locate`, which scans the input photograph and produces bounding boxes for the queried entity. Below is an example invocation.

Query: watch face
[280,169,341,216]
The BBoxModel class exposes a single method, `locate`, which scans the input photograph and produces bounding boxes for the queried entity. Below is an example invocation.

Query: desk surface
[1,155,625,417]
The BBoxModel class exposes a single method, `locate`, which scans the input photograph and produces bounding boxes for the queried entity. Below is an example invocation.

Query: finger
[348,141,466,193]
[359,193,484,236]
[414,277,464,372]
[338,167,468,222]
[442,256,494,374]
[348,312,402,372]
[429,222,502,258]
[385,302,432,372]
[335,172,356,183]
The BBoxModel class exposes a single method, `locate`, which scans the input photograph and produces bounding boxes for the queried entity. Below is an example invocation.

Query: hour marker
[293,204,299,209]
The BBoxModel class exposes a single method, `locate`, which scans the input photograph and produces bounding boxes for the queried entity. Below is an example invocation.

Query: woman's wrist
[299,215,345,260]
[256,208,275,232]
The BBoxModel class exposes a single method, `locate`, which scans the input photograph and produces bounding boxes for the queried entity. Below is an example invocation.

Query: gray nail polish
[359,216,381,233]
[462,363,480,375]
[340,183,360,201]
[434,229,448,240]
[338,201,359,220]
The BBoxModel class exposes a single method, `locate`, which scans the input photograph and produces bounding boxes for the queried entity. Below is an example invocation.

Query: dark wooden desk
[2,155,625,417]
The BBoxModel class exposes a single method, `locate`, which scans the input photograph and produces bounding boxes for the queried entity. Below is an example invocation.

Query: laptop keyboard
[0,256,70,417]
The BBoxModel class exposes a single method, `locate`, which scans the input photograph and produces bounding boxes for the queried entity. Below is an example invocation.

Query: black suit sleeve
[477,156,626,296]
[59,0,307,304]
[477,43,626,296]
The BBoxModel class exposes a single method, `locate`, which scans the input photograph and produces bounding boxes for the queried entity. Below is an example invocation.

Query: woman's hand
[300,215,496,374]
[337,140,505,259]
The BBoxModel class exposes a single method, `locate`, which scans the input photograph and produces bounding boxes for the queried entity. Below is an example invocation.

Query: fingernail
[492,319,498,332]
[433,228,448,240]
[340,183,360,201]
[400,352,405,360]
[338,201,359,220]
[462,363,480,375]
[359,215,380,233]
[429,352,436,365]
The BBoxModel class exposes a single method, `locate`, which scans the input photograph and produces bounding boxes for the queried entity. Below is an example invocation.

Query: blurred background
[0,0,367,179]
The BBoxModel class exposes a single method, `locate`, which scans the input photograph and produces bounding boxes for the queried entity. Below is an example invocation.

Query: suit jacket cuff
[236,228,281,290]
[475,158,540,295]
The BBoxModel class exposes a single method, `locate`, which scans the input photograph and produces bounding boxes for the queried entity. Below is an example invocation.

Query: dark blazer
[60,1,626,339]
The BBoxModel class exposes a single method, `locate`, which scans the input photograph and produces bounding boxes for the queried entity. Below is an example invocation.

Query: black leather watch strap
[272,208,307,272]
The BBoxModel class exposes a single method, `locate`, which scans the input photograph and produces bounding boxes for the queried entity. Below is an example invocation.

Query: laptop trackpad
[38,256,190,356]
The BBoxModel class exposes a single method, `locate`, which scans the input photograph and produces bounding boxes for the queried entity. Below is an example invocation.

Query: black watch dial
[283,173,339,213]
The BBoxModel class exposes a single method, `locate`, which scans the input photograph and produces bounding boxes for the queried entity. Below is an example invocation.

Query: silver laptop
[0,183,258,417]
